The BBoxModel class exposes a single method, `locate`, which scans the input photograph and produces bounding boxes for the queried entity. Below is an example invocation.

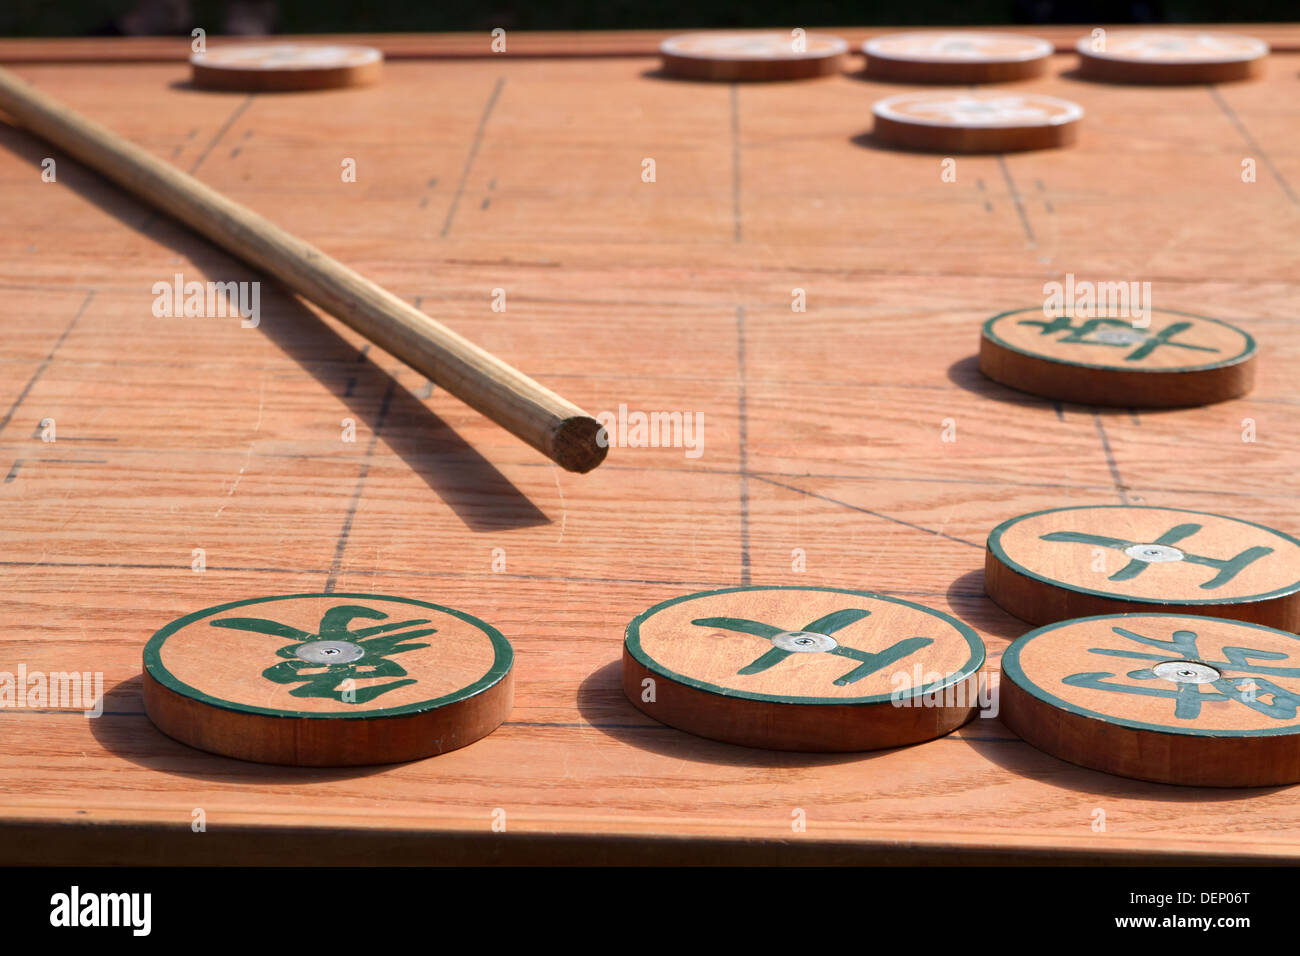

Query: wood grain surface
[1,30,1299,864]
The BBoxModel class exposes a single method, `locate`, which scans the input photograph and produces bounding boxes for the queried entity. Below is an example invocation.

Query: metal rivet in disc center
[1152,659,1221,684]
[1124,543,1186,563]
[296,640,365,664]
[1092,328,1149,346]
[772,631,838,653]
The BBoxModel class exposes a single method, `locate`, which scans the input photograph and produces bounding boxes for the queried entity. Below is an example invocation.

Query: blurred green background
[2,0,1294,37]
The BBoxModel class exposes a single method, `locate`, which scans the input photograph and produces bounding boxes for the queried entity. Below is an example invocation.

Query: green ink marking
[1063,624,1300,721]
[1041,522,1273,590]
[211,603,435,703]
[1016,315,1219,363]
[982,308,1255,376]
[691,607,933,686]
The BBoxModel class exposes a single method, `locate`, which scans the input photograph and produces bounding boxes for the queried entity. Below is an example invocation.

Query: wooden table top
[1,27,1298,864]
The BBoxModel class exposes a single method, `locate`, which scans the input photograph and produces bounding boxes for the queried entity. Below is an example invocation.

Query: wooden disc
[1001,613,1300,786]
[871,91,1082,153]
[863,32,1053,83]
[979,306,1256,407]
[142,593,513,766]
[190,44,383,92]
[622,585,985,751]
[986,506,1300,631]
[1076,31,1267,84]
[659,32,848,81]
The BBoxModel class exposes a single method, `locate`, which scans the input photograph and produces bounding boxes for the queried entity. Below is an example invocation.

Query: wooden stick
[0,66,606,473]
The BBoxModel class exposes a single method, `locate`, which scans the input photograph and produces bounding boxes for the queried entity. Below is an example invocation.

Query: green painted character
[691,607,932,686]
[1063,625,1300,721]
[1041,522,1272,590]
[210,604,435,703]
[1017,315,1218,362]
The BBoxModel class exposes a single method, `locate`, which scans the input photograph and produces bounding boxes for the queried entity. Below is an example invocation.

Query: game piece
[979,306,1256,407]
[1001,612,1300,786]
[871,90,1082,152]
[0,66,606,472]
[986,505,1300,631]
[191,43,384,92]
[1076,31,1267,84]
[143,593,514,765]
[659,32,848,81]
[863,31,1053,83]
[623,585,985,751]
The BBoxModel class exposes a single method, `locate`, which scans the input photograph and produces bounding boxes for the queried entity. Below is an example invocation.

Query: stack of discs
[978,306,1257,407]
[659,32,848,81]
[1001,612,1300,786]
[191,43,384,92]
[863,31,1053,83]
[143,593,513,765]
[622,585,985,751]
[872,90,1083,152]
[985,505,1300,631]
[1076,31,1267,84]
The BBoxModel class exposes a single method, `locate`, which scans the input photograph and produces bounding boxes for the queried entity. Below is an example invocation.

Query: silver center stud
[772,631,838,653]
[1092,328,1149,346]
[1124,543,1186,563]
[1152,659,1221,684]
[295,640,365,664]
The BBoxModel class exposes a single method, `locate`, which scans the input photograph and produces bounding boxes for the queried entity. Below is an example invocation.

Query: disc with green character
[1002,612,1300,786]
[623,585,985,751]
[143,592,513,766]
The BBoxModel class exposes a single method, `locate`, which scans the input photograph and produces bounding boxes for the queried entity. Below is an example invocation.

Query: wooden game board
[1,26,1299,865]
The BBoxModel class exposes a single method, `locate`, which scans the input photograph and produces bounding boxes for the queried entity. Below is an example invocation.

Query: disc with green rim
[142,592,513,766]
[979,307,1256,407]
[1001,612,1300,786]
[623,585,986,751]
[985,505,1300,630]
